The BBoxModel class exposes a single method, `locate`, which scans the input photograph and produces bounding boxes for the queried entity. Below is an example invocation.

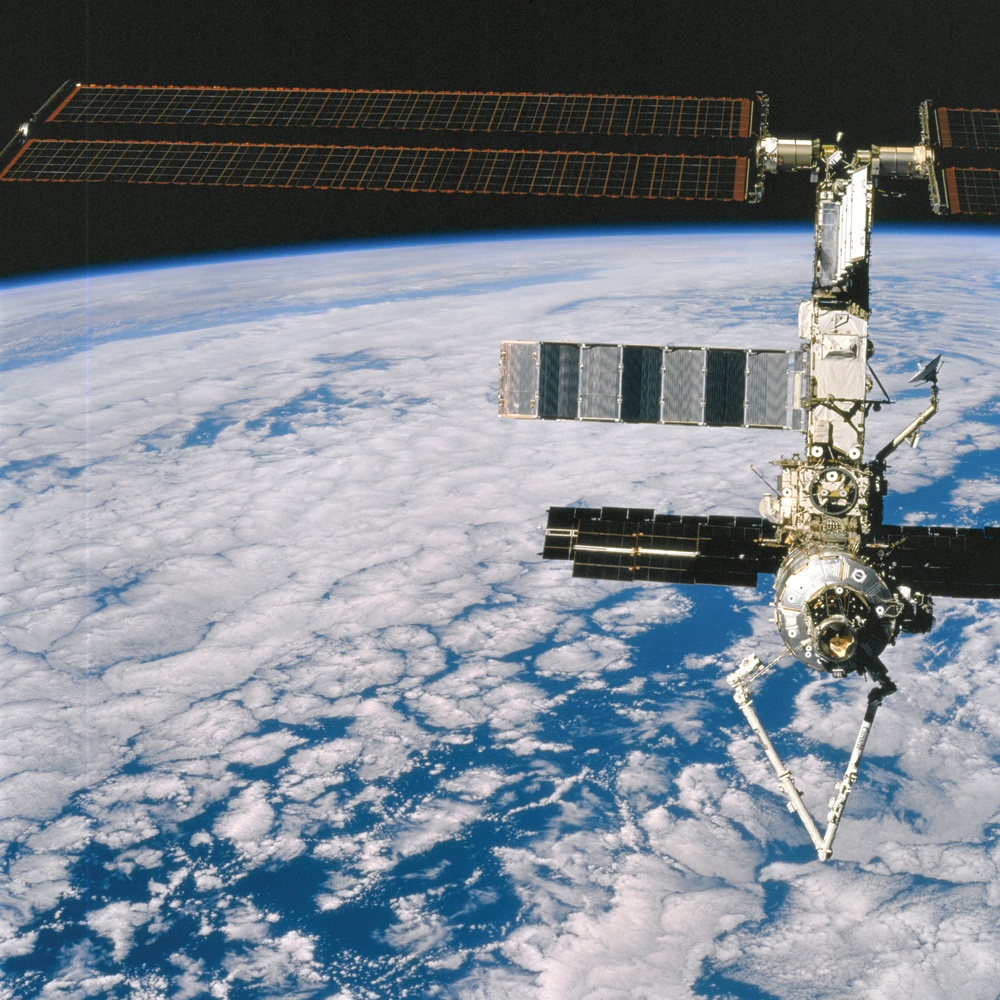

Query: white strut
[727,654,895,861]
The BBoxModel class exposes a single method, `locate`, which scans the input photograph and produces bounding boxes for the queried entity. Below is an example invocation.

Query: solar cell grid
[874,525,1000,597]
[620,345,662,423]
[943,166,1000,215]
[47,85,755,139]
[547,506,775,587]
[934,107,1000,150]
[0,138,749,204]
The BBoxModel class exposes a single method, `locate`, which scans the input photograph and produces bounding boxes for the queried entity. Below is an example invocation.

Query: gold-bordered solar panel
[941,166,1000,214]
[931,107,1000,150]
[0,139,751,201]
[45,84,758,139]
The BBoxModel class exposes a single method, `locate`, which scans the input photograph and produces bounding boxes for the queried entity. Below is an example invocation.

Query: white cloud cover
[1,230,998,998]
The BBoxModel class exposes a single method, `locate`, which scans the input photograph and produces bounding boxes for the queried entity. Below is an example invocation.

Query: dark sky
[2,2,998,278]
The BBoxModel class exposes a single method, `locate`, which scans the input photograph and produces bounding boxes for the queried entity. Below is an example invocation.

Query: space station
[4,83,1000,859]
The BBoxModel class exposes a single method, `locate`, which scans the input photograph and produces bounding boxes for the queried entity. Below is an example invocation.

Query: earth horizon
[2,224,999,999]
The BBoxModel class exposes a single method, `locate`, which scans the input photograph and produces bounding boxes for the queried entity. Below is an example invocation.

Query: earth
[2,226,1000,999]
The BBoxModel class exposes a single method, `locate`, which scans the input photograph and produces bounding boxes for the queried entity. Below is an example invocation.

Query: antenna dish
[908,355,943,384]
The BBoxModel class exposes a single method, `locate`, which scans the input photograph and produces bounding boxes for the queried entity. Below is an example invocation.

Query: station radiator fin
[499,341,805,430]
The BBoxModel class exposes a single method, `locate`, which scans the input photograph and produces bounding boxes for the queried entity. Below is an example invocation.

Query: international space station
[4,83,1000,859]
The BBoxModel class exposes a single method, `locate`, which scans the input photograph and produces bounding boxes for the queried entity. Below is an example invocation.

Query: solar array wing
[499,341,805,429]
[0,82,760,203]
[871,525,1000,598]
[543,506,784,587]
[921,103,1000,214]
[927,106,1000,151]
[0,139,750,200]
[937,166,1000,215]
[42,84,760,139]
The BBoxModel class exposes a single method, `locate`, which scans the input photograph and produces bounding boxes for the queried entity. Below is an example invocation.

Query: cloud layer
[1,229,999,998]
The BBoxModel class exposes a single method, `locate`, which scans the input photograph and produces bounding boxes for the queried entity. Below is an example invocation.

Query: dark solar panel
[704,349,746,426]
[543,507,782,587]
[0,139,750,201]
[47,85,758,139]
[932,107,1000,150]
[872,525,1000,598]
[619,346,662,423]
[596,507,632,522]
[941,166,1000,215]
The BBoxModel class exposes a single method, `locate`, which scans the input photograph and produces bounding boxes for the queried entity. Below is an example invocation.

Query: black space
[2,3,998,279]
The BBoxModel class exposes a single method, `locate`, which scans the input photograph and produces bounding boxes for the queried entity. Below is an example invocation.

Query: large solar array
[940,167,1000,216]
[42,84,757,138]
[0,139,749,200]
[0,82,760,203]
[3,84,1000,215]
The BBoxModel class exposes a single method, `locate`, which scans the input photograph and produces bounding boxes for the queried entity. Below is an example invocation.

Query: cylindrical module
[774,546,896,673]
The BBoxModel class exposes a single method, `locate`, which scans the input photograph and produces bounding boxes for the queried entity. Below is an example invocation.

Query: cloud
[1,230,998,996]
